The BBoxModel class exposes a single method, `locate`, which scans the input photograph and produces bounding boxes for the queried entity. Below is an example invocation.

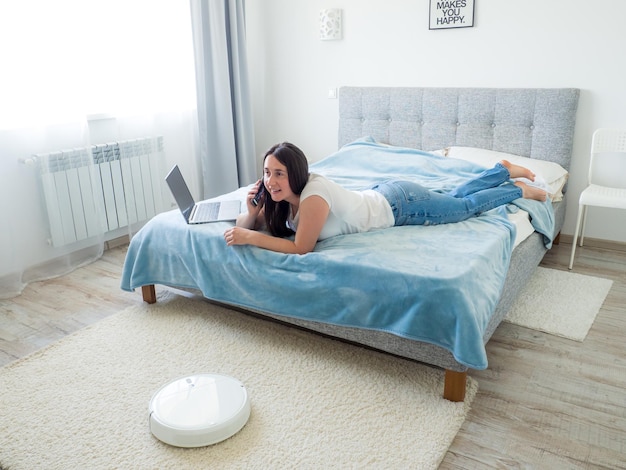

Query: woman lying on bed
[223,142,547,255]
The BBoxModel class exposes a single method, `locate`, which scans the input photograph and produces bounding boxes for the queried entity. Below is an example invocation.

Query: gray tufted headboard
[338,87,580,171]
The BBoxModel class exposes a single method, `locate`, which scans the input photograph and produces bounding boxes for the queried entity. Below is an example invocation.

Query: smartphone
[251,184,265,207]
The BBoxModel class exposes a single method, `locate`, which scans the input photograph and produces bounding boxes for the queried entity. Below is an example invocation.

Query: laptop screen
[165,165,196,222]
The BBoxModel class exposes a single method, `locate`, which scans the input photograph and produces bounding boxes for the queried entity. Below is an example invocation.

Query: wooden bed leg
[141,285,157,304]
[443,370,467,402]
[553,231,561,245]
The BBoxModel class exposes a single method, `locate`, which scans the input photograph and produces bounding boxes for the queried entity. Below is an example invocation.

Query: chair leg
[579,205,588,247]
[569,204,585,269]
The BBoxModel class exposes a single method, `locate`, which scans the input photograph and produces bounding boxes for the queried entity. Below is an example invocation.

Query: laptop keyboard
[195,202,219,221]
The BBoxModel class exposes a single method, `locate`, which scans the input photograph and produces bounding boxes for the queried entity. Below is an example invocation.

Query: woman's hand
[246,179,265,212]
[232,180,265,231]
[224,226,254,246]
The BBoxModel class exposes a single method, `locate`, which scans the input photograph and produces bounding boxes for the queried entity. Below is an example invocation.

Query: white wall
[246,0,626,243]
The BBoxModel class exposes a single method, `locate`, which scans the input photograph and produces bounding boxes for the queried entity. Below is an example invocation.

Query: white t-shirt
[291,173,395,240]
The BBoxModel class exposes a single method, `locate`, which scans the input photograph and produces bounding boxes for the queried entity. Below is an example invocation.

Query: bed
[121,87,580,402]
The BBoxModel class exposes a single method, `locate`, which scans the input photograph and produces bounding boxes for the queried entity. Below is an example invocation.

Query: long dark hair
[263,142,309,237]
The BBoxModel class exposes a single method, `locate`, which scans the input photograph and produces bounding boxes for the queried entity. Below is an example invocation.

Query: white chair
[569,128,626,269]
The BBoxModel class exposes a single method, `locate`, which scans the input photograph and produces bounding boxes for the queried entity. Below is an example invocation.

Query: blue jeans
[372,163,522,226]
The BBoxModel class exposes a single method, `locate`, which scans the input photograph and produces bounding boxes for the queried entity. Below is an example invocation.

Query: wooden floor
[0,247,139,366]
[1,242,624,468]
[445,243,626,470]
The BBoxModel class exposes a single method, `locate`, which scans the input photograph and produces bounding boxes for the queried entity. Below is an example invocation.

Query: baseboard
[105,235,131,250]
[558,234,626,253]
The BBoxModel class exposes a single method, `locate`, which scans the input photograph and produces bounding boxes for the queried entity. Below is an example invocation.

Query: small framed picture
[429,0,475,30]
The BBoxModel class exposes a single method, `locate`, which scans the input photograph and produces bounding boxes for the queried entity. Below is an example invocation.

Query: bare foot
[501,160,535,181]
[514,181,547,202]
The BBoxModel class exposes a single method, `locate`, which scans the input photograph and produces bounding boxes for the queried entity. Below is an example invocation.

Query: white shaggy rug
[505,267,613,341]
[0,292,477,470]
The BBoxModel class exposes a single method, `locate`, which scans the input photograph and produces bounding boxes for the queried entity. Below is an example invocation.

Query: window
[0,0,196,129]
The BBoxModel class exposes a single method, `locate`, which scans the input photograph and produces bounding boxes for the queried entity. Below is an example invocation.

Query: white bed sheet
[509,209,534,248]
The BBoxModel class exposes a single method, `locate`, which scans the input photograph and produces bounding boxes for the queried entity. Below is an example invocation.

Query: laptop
[165,165,241,224]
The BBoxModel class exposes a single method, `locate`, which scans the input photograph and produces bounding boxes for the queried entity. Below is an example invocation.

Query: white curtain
[0,122,105,298]
[0,1,197,299]
[190,0,257,198]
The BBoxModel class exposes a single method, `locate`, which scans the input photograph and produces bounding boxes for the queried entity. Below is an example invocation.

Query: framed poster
[429,0,475,30]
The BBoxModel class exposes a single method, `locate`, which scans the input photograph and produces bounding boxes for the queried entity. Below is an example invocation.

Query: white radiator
[37,136,166,247]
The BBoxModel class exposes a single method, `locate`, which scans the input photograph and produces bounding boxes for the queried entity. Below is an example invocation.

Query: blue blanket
[121,138,554,369]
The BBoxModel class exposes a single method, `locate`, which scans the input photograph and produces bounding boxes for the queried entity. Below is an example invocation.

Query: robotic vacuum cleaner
[149,373,250,447]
